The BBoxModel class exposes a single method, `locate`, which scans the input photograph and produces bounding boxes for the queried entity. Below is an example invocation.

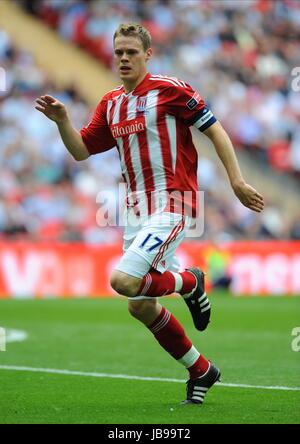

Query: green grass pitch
[0,292,299,424]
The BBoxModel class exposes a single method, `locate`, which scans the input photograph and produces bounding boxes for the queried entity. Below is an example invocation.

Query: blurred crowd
[21,0,300,176]
[0,0,300,243]
[0,26,123,243]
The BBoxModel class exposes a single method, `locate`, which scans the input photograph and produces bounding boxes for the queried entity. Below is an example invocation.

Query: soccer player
[35,23,264,404]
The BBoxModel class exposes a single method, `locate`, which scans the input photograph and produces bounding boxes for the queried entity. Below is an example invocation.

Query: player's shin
[147,306,209,379]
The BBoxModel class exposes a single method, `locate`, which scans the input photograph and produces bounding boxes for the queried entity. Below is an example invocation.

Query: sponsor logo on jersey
[186,91,201,110]
[110,116,146,139]
[137,96,147,113]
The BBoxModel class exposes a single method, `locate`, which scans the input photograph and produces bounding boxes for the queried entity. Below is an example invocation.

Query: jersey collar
[123,72,151,97]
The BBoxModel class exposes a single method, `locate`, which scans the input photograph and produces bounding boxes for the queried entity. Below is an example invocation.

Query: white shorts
[114,210,189,300]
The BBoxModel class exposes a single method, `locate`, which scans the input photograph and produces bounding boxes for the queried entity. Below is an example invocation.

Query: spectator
[2,0,300,242]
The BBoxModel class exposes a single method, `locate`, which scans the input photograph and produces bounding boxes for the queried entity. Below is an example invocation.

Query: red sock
[148,306,192,358]
[147,306,209,378]
[180,271,197,294]
[138,269,196,297]
[188,355,209,380]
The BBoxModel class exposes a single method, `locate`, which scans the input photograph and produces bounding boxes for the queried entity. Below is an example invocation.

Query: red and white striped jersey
[80,73,216,217]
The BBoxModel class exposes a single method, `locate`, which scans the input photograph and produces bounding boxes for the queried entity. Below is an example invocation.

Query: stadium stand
[18,0,300,176]
[0,0,299,243]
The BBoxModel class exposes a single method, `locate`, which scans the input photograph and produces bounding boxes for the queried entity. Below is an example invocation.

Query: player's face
[114,36,152,90]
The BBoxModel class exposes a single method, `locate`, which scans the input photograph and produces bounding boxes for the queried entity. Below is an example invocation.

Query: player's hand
[35,95,68,124]
[233,181,264,212]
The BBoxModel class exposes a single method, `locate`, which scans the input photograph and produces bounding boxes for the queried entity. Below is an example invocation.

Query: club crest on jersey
[186,91,201,110]
[137,96,147,113]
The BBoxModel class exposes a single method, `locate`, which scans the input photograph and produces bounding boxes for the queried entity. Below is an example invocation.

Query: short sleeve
[80,99,116,155]
[167,82,217,132]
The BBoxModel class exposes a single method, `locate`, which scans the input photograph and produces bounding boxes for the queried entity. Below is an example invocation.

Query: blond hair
[113,23,152,51]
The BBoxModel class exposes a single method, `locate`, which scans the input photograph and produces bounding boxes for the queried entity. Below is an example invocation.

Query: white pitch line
[0,365,299,392]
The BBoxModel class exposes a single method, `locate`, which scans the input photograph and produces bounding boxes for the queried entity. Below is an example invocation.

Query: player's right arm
[35,94,116,160]
[35,95,90,161]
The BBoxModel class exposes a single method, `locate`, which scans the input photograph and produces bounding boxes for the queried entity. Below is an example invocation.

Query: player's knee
[128,300,148,319]
[110,271,141,297]
[110,275,133,296]
[128,299,156,320]
[128,302,143,319]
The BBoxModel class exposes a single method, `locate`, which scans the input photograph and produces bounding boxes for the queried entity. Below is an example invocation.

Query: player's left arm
[203,121,264,213]
[166,80,264,212]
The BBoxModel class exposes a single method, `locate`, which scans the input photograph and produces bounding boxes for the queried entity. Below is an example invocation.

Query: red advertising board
[0,241,299,298]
